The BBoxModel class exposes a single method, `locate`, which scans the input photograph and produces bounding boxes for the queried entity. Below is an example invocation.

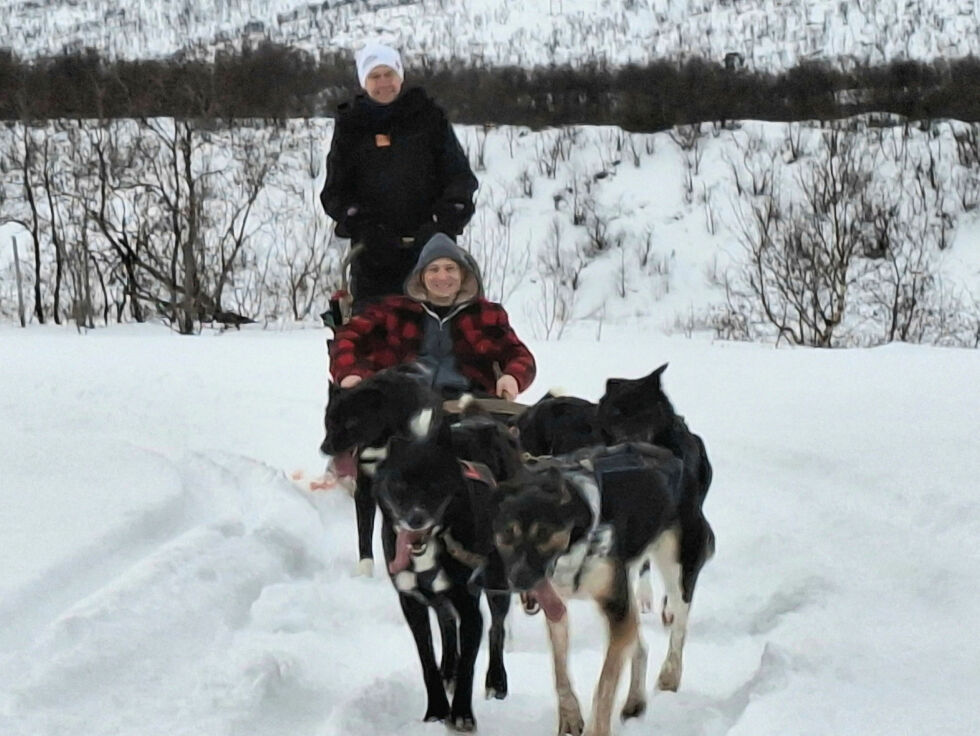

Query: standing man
[321,43,479,313]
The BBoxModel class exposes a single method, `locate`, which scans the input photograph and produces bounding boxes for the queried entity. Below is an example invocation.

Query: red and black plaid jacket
[329,296,536,394]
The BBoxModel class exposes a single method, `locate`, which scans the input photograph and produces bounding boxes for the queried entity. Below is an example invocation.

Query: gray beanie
[405,233,484,303]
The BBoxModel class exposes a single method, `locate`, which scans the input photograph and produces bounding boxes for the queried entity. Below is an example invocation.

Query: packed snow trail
[1,329,978,735]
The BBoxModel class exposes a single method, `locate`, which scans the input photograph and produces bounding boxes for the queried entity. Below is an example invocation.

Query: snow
[1,324,978,735]
[3,0,978,730]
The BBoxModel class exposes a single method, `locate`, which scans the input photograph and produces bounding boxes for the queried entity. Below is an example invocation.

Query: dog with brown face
[492,442,714,736]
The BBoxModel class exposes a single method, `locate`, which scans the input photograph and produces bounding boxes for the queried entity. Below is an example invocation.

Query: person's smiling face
[422,258,463,305]
[363,65,402,104]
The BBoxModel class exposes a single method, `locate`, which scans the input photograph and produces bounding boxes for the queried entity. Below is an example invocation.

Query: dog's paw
[354,558,374,577]
[449,714,477,732]
[485,673,508,700]
[620,696,647,720]
[656,660,682,692]
[557,705,585,735]
[423,701,450,723]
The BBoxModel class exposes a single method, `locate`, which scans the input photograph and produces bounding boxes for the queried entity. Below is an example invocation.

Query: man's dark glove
[432,200,471,236]
[340,205,373,241]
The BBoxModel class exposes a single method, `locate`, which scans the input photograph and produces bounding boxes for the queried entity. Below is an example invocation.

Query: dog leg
[680,510,715,602]
[546,612,584,736]
[435,599,459,695]
[353,475,376,576]
[484,591,510,699]
[586,562,637,736]
[445,586,483,732]
[635,558,654,614]
[620,618,648,720]
[398,594,451,723]
[651,529,689,692]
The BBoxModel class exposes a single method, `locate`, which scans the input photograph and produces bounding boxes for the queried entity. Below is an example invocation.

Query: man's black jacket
[320,87,478,241]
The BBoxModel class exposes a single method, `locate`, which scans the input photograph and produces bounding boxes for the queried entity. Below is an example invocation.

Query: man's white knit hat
[355,43,404,88]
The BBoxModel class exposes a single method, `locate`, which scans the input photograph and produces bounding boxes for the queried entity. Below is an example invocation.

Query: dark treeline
[1,43,979,128]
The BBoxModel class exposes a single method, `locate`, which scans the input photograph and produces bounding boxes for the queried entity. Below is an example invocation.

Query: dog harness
[548,448,653,592]
[549,469,615,592]
[393,459,497,599]
[443,459,496,570]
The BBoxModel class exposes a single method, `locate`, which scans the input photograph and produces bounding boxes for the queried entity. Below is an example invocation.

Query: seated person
[329,233,535,400]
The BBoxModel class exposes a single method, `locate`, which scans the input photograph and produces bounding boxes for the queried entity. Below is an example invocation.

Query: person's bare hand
[495,374,519,400]
[340,375,363,389]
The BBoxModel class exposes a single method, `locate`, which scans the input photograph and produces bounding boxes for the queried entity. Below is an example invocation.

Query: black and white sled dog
[320,363,440,576]
[370,403,524,731]
[492,441,715,736]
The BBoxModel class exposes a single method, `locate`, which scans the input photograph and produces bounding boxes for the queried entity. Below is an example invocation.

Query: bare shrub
[527,218,584,339]
[725,126,877,346]
[467,202,529,305]
[668,122,705,152]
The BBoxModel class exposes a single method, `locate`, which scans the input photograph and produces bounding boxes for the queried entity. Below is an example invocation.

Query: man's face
[422,258,463,305]
[363,65,402,104]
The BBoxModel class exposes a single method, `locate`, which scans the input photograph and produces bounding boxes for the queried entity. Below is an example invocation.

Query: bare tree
[271,126,340,322]
[7,125,46,323]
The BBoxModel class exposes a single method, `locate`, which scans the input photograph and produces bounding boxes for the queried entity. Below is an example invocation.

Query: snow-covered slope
[3,116,977,344]
[1,326,978,735]
[4,0,978,71]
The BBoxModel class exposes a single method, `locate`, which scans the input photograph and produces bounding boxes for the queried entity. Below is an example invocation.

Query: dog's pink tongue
[389,529,426,575]
[329,449,358,478]
[532,579,567,622]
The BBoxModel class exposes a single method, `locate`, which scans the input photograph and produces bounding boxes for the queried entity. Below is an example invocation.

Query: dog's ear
[645,363,668,384]
[604,377,626,395]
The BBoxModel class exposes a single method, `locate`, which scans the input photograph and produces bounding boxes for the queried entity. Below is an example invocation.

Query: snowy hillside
[3,0,979,71]
[1,326,978,736]
[3,115,979,345]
